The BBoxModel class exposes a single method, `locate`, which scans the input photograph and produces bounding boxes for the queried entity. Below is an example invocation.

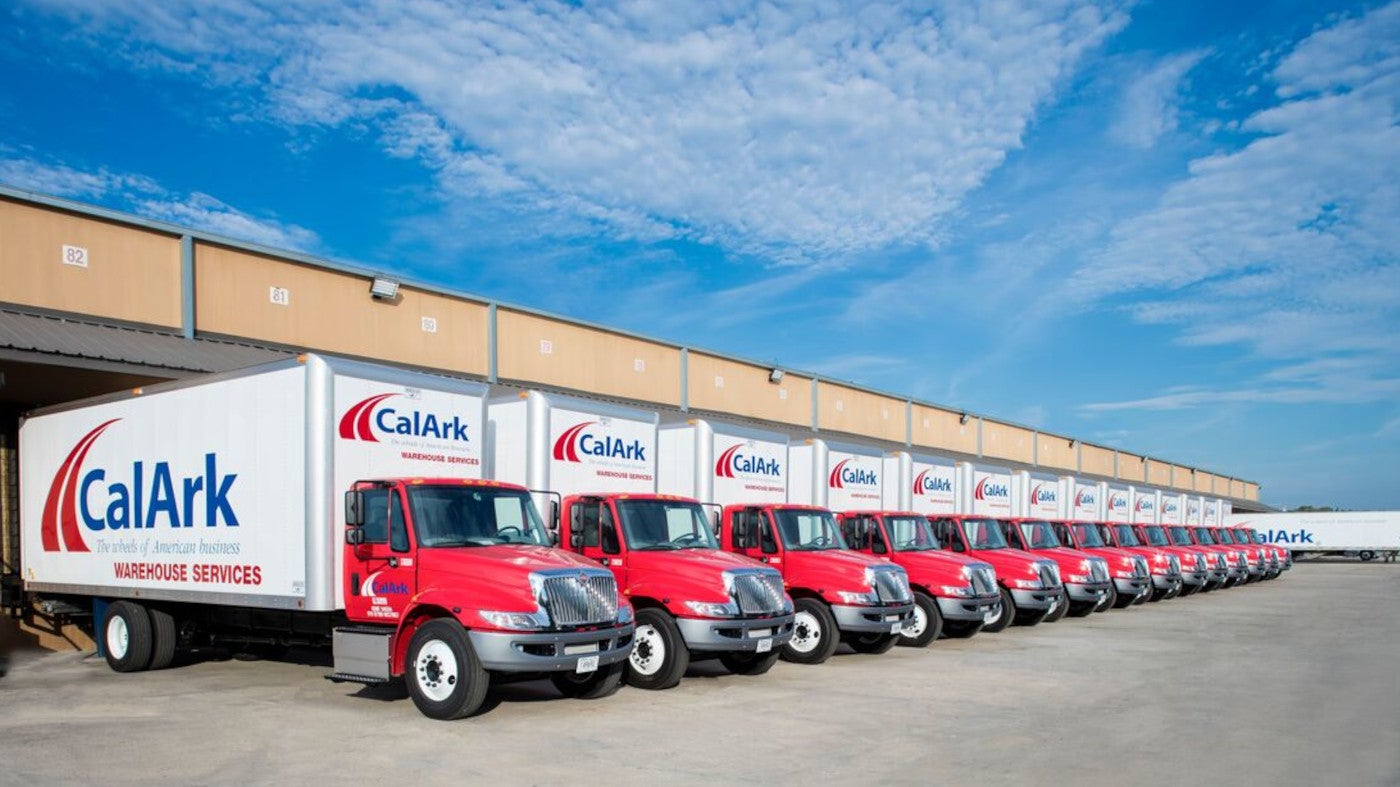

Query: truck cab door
[570,497,626,581]
[732,507,783,570]
[344,483,418,624]
[1052,522,1075,549]
[932,518,965,553]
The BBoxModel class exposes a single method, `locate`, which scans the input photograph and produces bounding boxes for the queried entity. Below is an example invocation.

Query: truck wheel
[405,619,489,721]
[1095,585,1117,612]
[1066,601,1096,618]
[103,601,154,673]
[1360,551,1376,562]
[626,609,689,690]
[898,592,943,648]
[1043,594,1069,623]
[981,588,1015,633]
[551,659,624,700]
[1114,586,1136,609]
[719,650,781,676]
[147,607,178,671]
[782,598,840,664]
[941,620,982,639]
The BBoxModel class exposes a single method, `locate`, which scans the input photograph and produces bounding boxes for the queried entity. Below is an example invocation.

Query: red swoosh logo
[41,419,119,553]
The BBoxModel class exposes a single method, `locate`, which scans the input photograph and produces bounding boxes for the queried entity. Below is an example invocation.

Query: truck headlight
[684,600,740,618]
[1008,578,1042,590]
[836,590,880,605]
[617,604,634,625]
[940,585,975,597]
[480,610,551,630]
[1066,574,1091,584]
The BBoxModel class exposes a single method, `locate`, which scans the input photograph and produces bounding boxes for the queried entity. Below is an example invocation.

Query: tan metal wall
[1081,444,1115,478]
[982,420,1034,464]
[910,404,977,456]
[0,198,182,328]
[1244,482,1259,501]
[194,243,489,375]
[686,352,811,426]
[1169,464,1193,492]
[1227,478,1244,498]
[817,383,905,443]
[1035,433,1077,472]
[1195,471,1217,494]
[496,309,681,406]
[1147,460,1172,487]
[1118,453,1146,482]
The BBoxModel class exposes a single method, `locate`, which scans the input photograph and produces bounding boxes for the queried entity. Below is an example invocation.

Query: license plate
[756,638,773,653]
[890,622,903,634]
[575,655,599,674]
[563,642,599,655]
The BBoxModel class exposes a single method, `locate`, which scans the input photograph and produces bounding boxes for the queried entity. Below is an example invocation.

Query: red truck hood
[779,548,896,593]
[1079,545,1142,568]
[964,546,1047,578]
[1027,546,1089,570]
[625,548,768,575]
[624,549,777,608]
[414,544,605,610]
[891,549,990,586]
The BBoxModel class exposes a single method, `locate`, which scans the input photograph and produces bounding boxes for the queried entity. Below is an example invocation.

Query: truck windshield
[887,516,941,551]
[1245,530,1265,544]
[1141,526,1170,547]
[1018,521,1061,549]
[1072,524,1106,547]
[616,500,718,550]
[1113,525,1143,547]
[1192,527,1216,545]
[774,509,847,551]
[1167,526,1192,546]
[408,486,550,547]
[1215,529,1235,544]
[961,518,1008,549]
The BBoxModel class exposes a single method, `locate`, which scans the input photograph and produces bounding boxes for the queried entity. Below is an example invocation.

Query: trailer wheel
[983,588,1015,633]
[103,601,154,673]
[781,599,840,664]
[551,659,624,700]
[1043,593,1069,623]
[1359,551,1376,562]
[719,650,781,676]
[626,609,689,690]
[405,619,489,720]
[898,592,943,648]
[147,607,178,671]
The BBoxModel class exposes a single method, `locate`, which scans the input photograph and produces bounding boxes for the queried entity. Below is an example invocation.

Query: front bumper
[469,623,635,672]
[1152,573,1183,592]
[936,593,1002,622]
[675,613,796,653]
[1181,569,1209,587]
[1009,586,1064,611]
[830,603,916,634]
[1114,576,1152,599]
[1065,581,1111,603]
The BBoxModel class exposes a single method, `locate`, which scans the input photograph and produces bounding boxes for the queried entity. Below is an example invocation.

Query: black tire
[1043,593,1069,623]
[551,659,625,699]
[1359,551,1376,562]
[1013,606,1049,627]
[626,609,689,690]
[1114,585,1136,609]
[719,650,781,676]
[147,606,177,671]
[1130,586,1150,605]
[898,592,943,648]
[846,632,898,654]
[1066,601,1096,618]
[1096,585,1118,612]
[941,620,982,639]
[103,601,154,673]
[405,619,489,721]
[981,587,1015,633]
[782,598,840,665]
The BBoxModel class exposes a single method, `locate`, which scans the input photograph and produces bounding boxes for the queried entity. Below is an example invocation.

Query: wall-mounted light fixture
[1069,439,1077,448]
[370,277,400,301]
[959,412,969,425]
[768,368,785,384]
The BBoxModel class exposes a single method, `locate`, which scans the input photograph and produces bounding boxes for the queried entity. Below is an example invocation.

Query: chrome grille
[1038,562,1061,588]
[1214,553,1227,570]
[969,566,996,596]
[729,571,787,615]
[537,572,617,627]
[872,567,912,604]
[1132,556,1149,579]
[1089,559,1109,584]
[1193,554,1207,571]
[1168,555,1181,575]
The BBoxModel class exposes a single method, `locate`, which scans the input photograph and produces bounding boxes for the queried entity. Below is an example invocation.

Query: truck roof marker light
[131,387,143,395]
[296,354,308,364]
[518,392,528,399]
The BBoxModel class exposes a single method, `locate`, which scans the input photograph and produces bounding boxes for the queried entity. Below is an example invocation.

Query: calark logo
[715,444,781,478]
[1109,494,1129,511]
[1162,500,1180,514]
[829,459,877,489]
[973,477,1009,501]
[360,570,409,596]
[553,421,647,463]
[42,420,240,553]
[1031,484,1057,507]
[339,393,471,444]
[913,470,953,496]
[1135,497,1156,513]
[1075,489,1097,509]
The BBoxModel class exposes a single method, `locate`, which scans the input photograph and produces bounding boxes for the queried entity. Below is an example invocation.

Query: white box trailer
[1105,485,1131,524]
[22,354,485,612]
[1227,511,1400,561]
[904,453,959,515]
[1069,479,1105,521]
[963,464,1014,518]
[1185,496,1203,526]
[787,439,886,511]
[657,418,788,506]
[1131,487,1159,525]
[1017,472,1066,519]
[1159,493,1184,526]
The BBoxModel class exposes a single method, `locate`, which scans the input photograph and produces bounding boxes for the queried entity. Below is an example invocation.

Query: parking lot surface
[2,562,1397,786]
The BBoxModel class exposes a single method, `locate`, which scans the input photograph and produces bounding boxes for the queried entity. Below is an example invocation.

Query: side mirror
[569,529,582,549]
[346,526,365,546]
[732,518,748,546]
[550,529,560,547]
[345,490,365,526]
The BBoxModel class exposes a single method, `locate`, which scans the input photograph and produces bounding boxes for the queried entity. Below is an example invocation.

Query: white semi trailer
[1227,511,1400,561]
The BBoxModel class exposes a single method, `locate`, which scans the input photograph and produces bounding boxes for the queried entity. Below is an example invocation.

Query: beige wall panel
[0,199,181,327]
[686,353,811,426]
[195,244,488,374]
[1244,482,1259,501]
[1194,472,1217,494]
[1080,445,1115,478]
[496,309,680,405]
[1227,478,1244,498]
[817,383,905,443]
[1035,434,1077,472]
[981,421,1034,464]
[1147,461,1172,487]
[1118,453,1146,482]
[910,405,978,456]
[1168,464,1194,491]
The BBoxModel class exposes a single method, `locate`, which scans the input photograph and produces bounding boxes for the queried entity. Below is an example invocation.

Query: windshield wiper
[635,544,682,551]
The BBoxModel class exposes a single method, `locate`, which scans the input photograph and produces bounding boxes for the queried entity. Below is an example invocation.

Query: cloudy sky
[2,0,1396,509]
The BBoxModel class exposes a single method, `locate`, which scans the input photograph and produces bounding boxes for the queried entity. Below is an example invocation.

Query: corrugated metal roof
[0,308,289,373]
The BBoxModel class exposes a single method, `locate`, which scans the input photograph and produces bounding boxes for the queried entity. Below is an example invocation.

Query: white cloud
[0,154,320,252]
[1108,49,1209,149]
[24,0,1129,262]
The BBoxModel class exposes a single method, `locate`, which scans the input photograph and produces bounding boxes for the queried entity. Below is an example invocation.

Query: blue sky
[1,1,1396,510]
